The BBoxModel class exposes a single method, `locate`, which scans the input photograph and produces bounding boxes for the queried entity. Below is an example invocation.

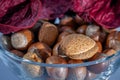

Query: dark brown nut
[85,25,106,43]
[22,52,43,77]
[46,56,68,80]
[106,31,120,51]
[10,50,24,57]
[87,54,109,74]
[57,31,71,42]
[28,42,52,61]
[30,20,43,33]
[59,26,76,33]
[60,16,76,27]
[96,41,102,53]
[1,35,13,50]
[74,15,85,25]
[53,42,60,56]
[103,49,116,56]
[38,22,58,46]
[11,29,34,50]
[67,60,87,80]
[76,25,87,34]
[53,42,70,61]
[84,70,96,80]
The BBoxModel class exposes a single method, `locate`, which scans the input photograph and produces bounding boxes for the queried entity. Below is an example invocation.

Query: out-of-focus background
[0,61,120,80]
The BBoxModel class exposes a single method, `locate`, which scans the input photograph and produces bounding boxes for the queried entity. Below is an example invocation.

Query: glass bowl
[0,33,120,80]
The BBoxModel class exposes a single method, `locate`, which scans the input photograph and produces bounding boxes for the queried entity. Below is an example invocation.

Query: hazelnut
[87,54,109,74]
[46,56,68,80]
[59,26,76,33]
[106,31,120,51]
[11,29,34,50]
[85,25,106,43]
[1,35,13,50]
[84,70,96,80]
[60,16,76,27]
[103,49,116,56]
[67,60,87,80]
[10,50,24,57]
[38,22,58,46]
[59,34,99,60]
[57,31,71,42]
[52,42,60,56]
[28,42,52,61]
[96,41,102,53]
[76,25,87,34]
[74,15,85,25]
[22,52,43,77]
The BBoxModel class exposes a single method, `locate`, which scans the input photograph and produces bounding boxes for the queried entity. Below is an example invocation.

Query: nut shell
[59,34,98,59]
[38,22,58,46]
[67,60,87,80]
[22,52,43,77]
[11,29,33,50]
[28,42,52,61]
[46,56,68,80]
[106,31,120,51]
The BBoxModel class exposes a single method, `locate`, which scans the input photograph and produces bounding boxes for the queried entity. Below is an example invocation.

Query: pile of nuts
[1,15,120,80]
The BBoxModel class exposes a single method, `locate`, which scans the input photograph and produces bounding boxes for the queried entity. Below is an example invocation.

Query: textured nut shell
[22,52,43,77]
[11,29,33,50]
[38,22,58,46]
[69,44,98,60]
[59,34,98,59]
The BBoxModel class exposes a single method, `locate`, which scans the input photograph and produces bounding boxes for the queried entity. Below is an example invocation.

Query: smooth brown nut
[28,42,52,61]
[57,31,71,42]
[106,31,120,51]
[53,42,70,61]
[67,60,87,80]
[46,56,68,80]
[103,49,116,56]
[96,41,102,53]
[1,35,13,50]
[11,29,34,50]
[53,42,60,56]
[59,26,76,33]
[22,52,43,77]
[85,25,106,43]
[59,34,99,60]
[87,54,109,74]
[84,70,96,80]
[10,50,24,57]
[76,25,87,34]
[74,15,84,25]
[38,22,58,46]
[60,16,76,27]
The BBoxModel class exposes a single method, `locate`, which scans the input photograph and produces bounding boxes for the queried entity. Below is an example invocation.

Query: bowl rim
[0,33,120,67]
[1,47,120,67]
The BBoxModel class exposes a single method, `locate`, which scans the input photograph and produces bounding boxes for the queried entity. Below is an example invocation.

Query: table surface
[0,62,120,80]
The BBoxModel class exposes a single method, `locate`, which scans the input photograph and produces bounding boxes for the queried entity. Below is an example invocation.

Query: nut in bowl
[0,12,120,80]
